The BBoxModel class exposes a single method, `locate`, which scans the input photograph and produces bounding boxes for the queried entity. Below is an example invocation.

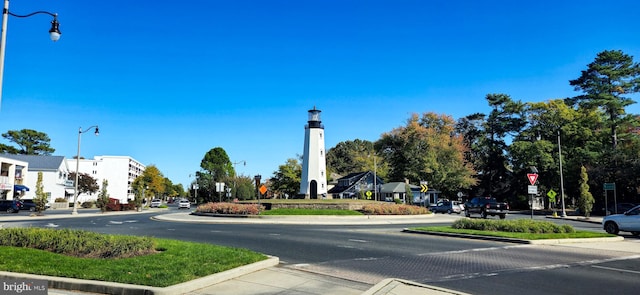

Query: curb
[0,256,279,295]
[402,229,624,244]
[362,278,472,295]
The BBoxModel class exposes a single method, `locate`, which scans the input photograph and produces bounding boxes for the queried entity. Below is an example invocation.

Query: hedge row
[196,202,264,215]
[0,228,157,258]
[361,203,429,215]
[452,218,575,233]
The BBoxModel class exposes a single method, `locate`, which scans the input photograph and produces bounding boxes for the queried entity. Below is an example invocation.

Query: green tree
[1,129,55,155]
[568,49,640,150]
[456,94,525,202]
[200,147,233,200]
[377,112,477,198]
[33,172,48,213]
[577,165,595,217]
[234,176,255,200]
[405,184,414,205]
[163,177,180,200]
[568,50,640,206]
[96,179,110,213]
[132,165,165,205]
[270,158,302,199]
[509,99,602,209]
[131,178,145,211]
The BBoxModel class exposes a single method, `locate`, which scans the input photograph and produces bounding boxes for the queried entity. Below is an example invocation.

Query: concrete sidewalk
[2,210,637,295]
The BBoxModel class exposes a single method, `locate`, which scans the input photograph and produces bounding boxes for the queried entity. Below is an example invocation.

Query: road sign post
[603,183,617,215]
[526,173,538,219]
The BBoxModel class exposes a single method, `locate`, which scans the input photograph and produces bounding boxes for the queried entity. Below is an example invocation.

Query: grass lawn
[260,208,363,215]
[410,226,615,240]
[0,238,267,287]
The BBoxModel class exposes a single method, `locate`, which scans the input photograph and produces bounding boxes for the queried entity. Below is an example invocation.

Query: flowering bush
[196,202,264,215]
[361,203,429,215]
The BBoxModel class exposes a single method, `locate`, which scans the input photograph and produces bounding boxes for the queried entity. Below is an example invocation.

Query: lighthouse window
[319,132,322,138]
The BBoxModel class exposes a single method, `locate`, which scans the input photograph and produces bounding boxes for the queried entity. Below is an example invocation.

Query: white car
[178,199,191,209]
[602,204,640,236]
[150,199,162,208]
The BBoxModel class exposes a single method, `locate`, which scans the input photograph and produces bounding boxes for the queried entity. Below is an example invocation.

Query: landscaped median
[0,228,276,295]
[405,218,621,244]
[194,200,430,216]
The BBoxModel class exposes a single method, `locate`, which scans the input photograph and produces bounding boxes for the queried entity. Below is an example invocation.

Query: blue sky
[1,0,639,189]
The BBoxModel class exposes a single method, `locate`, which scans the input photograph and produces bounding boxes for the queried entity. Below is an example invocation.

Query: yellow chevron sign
[420,184,428,193]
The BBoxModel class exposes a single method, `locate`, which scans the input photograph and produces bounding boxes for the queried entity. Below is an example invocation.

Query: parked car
[602,204,640,236]
[150,199,162,208]
[464,196,509,219]
[17,199,50,212]
[430,200,463,214]
[0,200,21,213]
[607,203,637,215]
[178,199,191,209]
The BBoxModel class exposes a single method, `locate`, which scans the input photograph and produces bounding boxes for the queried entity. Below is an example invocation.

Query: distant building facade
[0,155,30,200]
[67,155,145,203]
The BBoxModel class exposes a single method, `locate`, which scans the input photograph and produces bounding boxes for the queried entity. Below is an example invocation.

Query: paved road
[3,210,640,295]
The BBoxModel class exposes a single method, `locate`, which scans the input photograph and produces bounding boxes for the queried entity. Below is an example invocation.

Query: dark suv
[0,200,21,213]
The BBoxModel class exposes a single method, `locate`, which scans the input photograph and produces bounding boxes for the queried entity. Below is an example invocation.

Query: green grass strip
[0,238,266,287]
[261,208,364,215]
[410,226,615,240]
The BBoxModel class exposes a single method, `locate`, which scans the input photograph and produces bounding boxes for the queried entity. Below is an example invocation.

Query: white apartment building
[66,156,145,203]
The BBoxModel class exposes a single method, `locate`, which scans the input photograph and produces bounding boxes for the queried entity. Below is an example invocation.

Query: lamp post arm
[7,10,57,18]
[81,125,99,134]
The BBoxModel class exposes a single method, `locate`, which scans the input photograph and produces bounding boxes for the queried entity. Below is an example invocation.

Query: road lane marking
[417,245,529,256]
[348,239,368,243]
[592,265,640,274]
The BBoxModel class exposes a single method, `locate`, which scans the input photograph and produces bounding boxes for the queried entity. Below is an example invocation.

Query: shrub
[361,203,428,215]
[0,228,157,259]
[452,219,575,234]
[54,198,67,203]
[196,202,264,215]
[81,201,94,208]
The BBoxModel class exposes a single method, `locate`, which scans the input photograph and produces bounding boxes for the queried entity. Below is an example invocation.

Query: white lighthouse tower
[299,107,327,199]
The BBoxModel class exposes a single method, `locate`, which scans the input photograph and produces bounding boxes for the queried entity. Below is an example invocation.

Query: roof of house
[327,171,384,194]
[380,182,408,193]
[0,154,65,171]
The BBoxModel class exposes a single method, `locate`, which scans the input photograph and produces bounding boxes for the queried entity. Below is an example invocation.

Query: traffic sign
[528,185,538,194]
[547,189,557,202]
[527,173,538,185]
[603,183,615,190]
[259,184,267,195]
[420,184,428,193]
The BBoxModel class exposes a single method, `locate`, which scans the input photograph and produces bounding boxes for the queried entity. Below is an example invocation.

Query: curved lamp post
[232,160,245,200]
[72,126,99,215]
[0,0,61,107]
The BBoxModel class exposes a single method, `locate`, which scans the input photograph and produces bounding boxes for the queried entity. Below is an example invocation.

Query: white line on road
[348,239,368,243]
[417,245,529,256]
[592,265,640,275]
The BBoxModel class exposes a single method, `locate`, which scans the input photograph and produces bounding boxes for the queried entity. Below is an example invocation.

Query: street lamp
[0,0,61,107]
[558,130,567,217]
[72,126,99,215]
[232,160,245,199]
